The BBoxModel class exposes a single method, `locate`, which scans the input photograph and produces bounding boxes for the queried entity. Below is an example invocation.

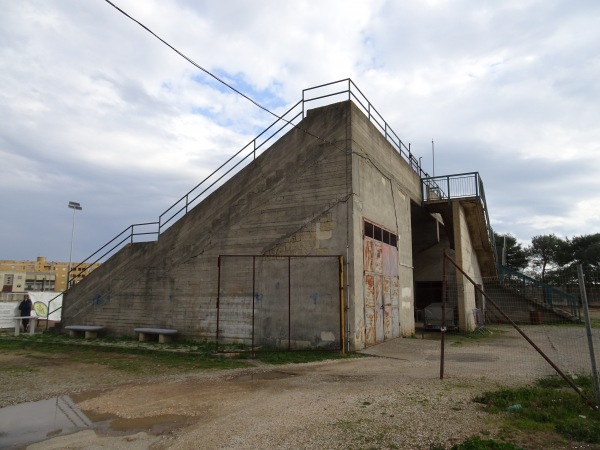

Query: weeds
[473,374,600,444]
[0,334,355,372]
[429,436,522,450]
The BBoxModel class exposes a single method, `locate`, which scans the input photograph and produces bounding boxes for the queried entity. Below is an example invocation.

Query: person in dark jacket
[18,294,33,331]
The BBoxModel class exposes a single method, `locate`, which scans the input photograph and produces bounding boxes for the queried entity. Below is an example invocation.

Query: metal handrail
[46,221,159,328]
[301,79,430,179]
[499,265,581,318]
[67,221,159,283]
[421,172,496,261]
[64,79,427,287]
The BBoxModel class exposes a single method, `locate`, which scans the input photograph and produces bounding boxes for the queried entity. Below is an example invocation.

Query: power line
[105,0,347,153]
[104,0,278,122]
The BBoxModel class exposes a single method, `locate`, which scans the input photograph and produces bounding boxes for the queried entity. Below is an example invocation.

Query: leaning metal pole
[440,249,447,380]
[578,264,600,408]
[445,253,597,410]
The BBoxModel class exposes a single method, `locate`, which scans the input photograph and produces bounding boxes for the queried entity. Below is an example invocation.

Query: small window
[364,219,398,248]
[383,230,390,245]
[374,226,382,241]
[365,221,374,238]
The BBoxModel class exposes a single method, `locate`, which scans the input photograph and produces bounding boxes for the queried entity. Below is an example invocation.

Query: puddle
[87,412,190,435]
[0,396,190,449]
[232,371,296,381]
[0,396,91,449]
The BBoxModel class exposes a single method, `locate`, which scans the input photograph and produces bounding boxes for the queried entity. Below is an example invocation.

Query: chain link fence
[439,254,600,408]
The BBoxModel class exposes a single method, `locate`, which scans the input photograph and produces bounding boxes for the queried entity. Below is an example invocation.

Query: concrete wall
[348,102,420,344]
[63,100,434,350]
[63,101,353,345]
[452,201,483,331]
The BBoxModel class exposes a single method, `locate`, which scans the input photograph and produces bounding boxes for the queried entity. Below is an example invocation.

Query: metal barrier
[65,79,429,279]
[216,255,345,353]
[498,265,581,318]
[422,172,496,264]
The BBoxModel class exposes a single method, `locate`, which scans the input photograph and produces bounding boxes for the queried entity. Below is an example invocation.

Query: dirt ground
[2,325,600,450]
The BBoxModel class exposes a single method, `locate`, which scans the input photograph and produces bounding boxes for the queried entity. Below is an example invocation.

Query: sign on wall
[0,292,63,329]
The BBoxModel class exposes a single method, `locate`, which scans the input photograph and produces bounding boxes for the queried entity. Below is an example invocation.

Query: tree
[567,233,600,273]
[494,232,528,270]
[528,234,567,282]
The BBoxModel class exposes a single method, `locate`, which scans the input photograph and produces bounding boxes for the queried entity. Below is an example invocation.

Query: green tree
[494,232,528,270]
[567,233,600,273]
[528,234,567,282]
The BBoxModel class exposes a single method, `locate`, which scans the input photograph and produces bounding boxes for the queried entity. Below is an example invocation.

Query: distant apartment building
[0,257,100,297]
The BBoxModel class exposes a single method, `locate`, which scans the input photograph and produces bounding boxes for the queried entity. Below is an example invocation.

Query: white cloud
[1,0,599,261]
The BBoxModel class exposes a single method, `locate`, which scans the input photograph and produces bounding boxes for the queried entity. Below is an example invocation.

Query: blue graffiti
[92,294,111,307]
[311,293,318,305]
[255,293,263,303]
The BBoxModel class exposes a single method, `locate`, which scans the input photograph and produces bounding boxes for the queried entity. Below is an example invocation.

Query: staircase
[483,266,581,324]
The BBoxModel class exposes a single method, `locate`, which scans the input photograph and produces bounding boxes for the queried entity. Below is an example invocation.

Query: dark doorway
[414,281,442,311]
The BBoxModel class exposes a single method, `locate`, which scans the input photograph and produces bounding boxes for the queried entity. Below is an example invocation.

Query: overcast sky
[1,0,599,263]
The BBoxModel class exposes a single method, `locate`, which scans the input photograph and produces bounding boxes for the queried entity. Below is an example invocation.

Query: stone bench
[64,325,104,339]
[134,328,178,343]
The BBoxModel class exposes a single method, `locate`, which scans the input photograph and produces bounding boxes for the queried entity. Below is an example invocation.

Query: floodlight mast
[67,201,82,288]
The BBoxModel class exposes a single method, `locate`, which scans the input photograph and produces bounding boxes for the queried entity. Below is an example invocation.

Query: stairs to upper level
[483,265,581,324]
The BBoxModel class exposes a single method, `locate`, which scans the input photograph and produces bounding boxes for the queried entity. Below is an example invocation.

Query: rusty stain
[364,235,402,345]
[374,241,383,273]
[364,239,374,273]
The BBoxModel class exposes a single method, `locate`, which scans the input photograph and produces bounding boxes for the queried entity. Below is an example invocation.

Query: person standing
[19,294,33,332]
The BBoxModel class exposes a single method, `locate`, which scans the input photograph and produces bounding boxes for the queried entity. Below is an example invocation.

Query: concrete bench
[134,328,178,343]
[64,325,104,339]
[14,316,40,337]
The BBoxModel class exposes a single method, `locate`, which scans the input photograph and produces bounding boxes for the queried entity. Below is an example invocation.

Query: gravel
[3,326,593,449]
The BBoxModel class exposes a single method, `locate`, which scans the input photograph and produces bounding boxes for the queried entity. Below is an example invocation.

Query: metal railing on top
[421,172,496,261]
[301,80,429,179]
[64,79,429,280]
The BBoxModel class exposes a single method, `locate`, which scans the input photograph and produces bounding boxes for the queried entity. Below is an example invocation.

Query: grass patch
[589,318,600,329]
[447,328,509,346]
[0,366,40,375]
[474,374,600,444]
[0,336,248,373]
[430,435,523,449]
[0,334,356,373]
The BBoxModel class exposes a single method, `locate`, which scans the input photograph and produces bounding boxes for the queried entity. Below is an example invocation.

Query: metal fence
[439,252,600,409]
[216,255,344,353]
[71,79,427,274]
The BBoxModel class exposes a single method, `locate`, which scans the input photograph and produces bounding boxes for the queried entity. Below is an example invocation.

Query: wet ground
[1,324,599,449]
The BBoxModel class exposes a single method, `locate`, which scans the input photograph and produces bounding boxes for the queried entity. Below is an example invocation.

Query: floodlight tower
[67,201,82,287]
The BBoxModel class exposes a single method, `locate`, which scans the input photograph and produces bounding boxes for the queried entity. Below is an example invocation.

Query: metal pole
[68,207,76,286]
[440,249,447,380]
[252,256,256,357]
[339,255,345,355]
[447,252,597,410]
[432,140,435,177]
[288,256,291,351]
[216,256,221,352]
[578,264,600,408]
[67,201,82,287]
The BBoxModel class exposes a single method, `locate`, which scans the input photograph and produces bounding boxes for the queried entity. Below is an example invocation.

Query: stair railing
[421,172,496,261]
[499,265,581,319]
[62,79,428,285]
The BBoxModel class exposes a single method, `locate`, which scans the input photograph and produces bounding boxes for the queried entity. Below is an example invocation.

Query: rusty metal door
[364,237,400,345]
